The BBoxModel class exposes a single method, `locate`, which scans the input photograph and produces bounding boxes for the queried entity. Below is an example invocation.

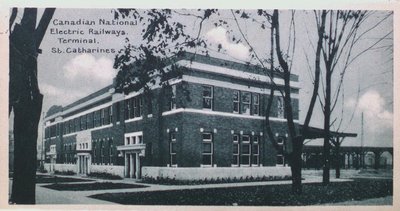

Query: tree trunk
[11,93,43,204]
[322,68,332,185]
[290,137,303,194]
[9,8,54,204]
[335,144,340,178]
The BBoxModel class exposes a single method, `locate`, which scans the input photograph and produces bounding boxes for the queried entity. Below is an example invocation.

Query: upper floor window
[252,94,260,116]
[170,85,177,110]
[277,97,284,118]
[233,90,240,113]
[147,97,153,115]
[137,97,143,117]
[116,102,121,122]
[241,92,251,115]
[133,98,138,117]
[81,115,87,130]
[87,113,93,129]
[202,86,213,110]
[125,132,143,145]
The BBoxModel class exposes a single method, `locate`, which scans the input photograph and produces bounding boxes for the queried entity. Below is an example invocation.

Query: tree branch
[34,8,56,47]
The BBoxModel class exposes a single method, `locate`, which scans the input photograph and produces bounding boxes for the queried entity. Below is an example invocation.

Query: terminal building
[43,53,300,179]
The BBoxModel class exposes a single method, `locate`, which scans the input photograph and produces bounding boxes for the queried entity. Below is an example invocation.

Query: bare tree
[228,9,327,194]
[316,10,392,184]
[9,8,55,204]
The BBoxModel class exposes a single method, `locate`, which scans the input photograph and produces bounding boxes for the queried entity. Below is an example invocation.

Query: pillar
[87,155,91,174]
[124,152,128,177]
[76,156,80,174]
[129,153,134,178]
[136,153,140,179]
[374,151,381,169]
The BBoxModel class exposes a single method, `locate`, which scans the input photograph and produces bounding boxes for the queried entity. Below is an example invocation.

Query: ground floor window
[240,135,251,166]
[233,134,261,167]
[232,134,239,166]
[169,132,177,167]
[202,133,213,166]
[252,136,259,166]
[276,136,285,166]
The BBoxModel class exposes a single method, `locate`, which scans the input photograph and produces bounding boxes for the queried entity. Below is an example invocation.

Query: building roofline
[45,52,299,120]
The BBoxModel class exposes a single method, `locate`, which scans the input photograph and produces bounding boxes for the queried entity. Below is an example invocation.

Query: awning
[300,125,357,139]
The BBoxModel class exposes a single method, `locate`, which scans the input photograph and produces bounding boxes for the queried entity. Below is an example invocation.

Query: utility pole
[361,112,364,169]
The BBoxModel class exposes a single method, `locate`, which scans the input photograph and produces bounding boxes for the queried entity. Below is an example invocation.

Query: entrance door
[125,153,139,178]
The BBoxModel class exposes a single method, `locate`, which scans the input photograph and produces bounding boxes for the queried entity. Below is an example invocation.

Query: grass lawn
[89,178,392,206]
[36,175,93,184]
[42,182,148,191]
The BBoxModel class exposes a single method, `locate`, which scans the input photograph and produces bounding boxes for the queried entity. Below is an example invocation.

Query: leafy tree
[9,8,55,204]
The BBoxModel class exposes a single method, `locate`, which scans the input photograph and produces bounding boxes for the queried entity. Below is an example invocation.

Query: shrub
[88,172,123,180]
[54,170,75,175]
[141,174,291,185]
[39,168,48,173]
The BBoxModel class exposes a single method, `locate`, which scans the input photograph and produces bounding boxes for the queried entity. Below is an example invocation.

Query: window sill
[124,117,143,123]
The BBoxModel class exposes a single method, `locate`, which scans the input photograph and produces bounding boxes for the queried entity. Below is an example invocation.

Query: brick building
[43,53,299,179]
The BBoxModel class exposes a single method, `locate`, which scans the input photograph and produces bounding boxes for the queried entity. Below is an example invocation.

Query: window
[101,108,105,125]
[170,85,177,110]
[55,124,59,136]
[63,124,67,135]
[169,132,177,166]
[109,139,113,164]
[81,115,86,130]
[147,97,153,115]
[75,118,80,132]
[70,120,74,133]
[276,136,285,166]
[232,134,239,166]
[125,99,130,120]
[93,142,96,164]
[109,106,113,123]
[97,110,102,127]
[125,132,143,146]
[138,97,143,117]
[86,113,91,129]
[241,92,251,115]
[202,133,213,166]
[233,90,240,113]
[202,86,213,110]
[240,135,251,166]
[93,111,98,127]
[252,136,259,166]
[116,102,121,122]
[277,97,284,118]
[101,141,104,164]
[252,94,260,116]
[133,98,138,118]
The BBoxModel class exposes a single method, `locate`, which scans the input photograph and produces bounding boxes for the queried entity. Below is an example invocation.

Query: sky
[10,8,393,149]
